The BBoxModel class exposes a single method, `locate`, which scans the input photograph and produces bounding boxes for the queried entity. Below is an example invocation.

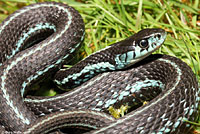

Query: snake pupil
[139,39,148,48]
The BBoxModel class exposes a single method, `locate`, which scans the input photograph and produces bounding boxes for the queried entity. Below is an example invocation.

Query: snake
[0,1,199,134]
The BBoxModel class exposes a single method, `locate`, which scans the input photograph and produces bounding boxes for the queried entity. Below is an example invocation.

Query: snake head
[133,28,166,55]
[114,28,166,69]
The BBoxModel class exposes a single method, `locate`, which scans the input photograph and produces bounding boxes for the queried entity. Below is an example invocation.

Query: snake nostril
[157,34,161,39]
[154,34,161,40]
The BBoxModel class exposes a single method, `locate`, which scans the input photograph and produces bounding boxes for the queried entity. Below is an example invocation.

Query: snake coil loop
[0,2,199,134]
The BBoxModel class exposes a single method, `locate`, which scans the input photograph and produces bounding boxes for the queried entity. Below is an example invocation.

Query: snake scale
[0,2,199,134]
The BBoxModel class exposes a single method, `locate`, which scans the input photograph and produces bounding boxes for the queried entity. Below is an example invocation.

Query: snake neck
[54,28,166,89]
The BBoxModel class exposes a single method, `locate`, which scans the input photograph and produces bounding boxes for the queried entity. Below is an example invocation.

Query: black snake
[0,2,199,134]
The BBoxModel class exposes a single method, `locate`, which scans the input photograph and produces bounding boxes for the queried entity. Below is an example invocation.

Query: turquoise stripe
[92,58,183,134]
[103,79,164,108]
[6,23,56,60]
[24,72,110,103]
[1,3,74,125]
[54,62,115,86]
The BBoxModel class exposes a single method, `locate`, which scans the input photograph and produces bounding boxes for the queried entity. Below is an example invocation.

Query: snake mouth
[146,30,166,55]
[156,45,161,49]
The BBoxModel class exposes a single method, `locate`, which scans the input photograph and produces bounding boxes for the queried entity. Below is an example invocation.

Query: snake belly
[0,1,199,134]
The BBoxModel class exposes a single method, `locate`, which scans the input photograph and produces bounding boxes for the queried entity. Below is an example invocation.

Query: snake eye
[139,39,148,48]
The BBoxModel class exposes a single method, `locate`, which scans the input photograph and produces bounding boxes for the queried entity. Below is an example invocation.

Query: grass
[0,0,199,133]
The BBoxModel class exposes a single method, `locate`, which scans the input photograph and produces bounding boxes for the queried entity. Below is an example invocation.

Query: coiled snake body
[0,2,199,134]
